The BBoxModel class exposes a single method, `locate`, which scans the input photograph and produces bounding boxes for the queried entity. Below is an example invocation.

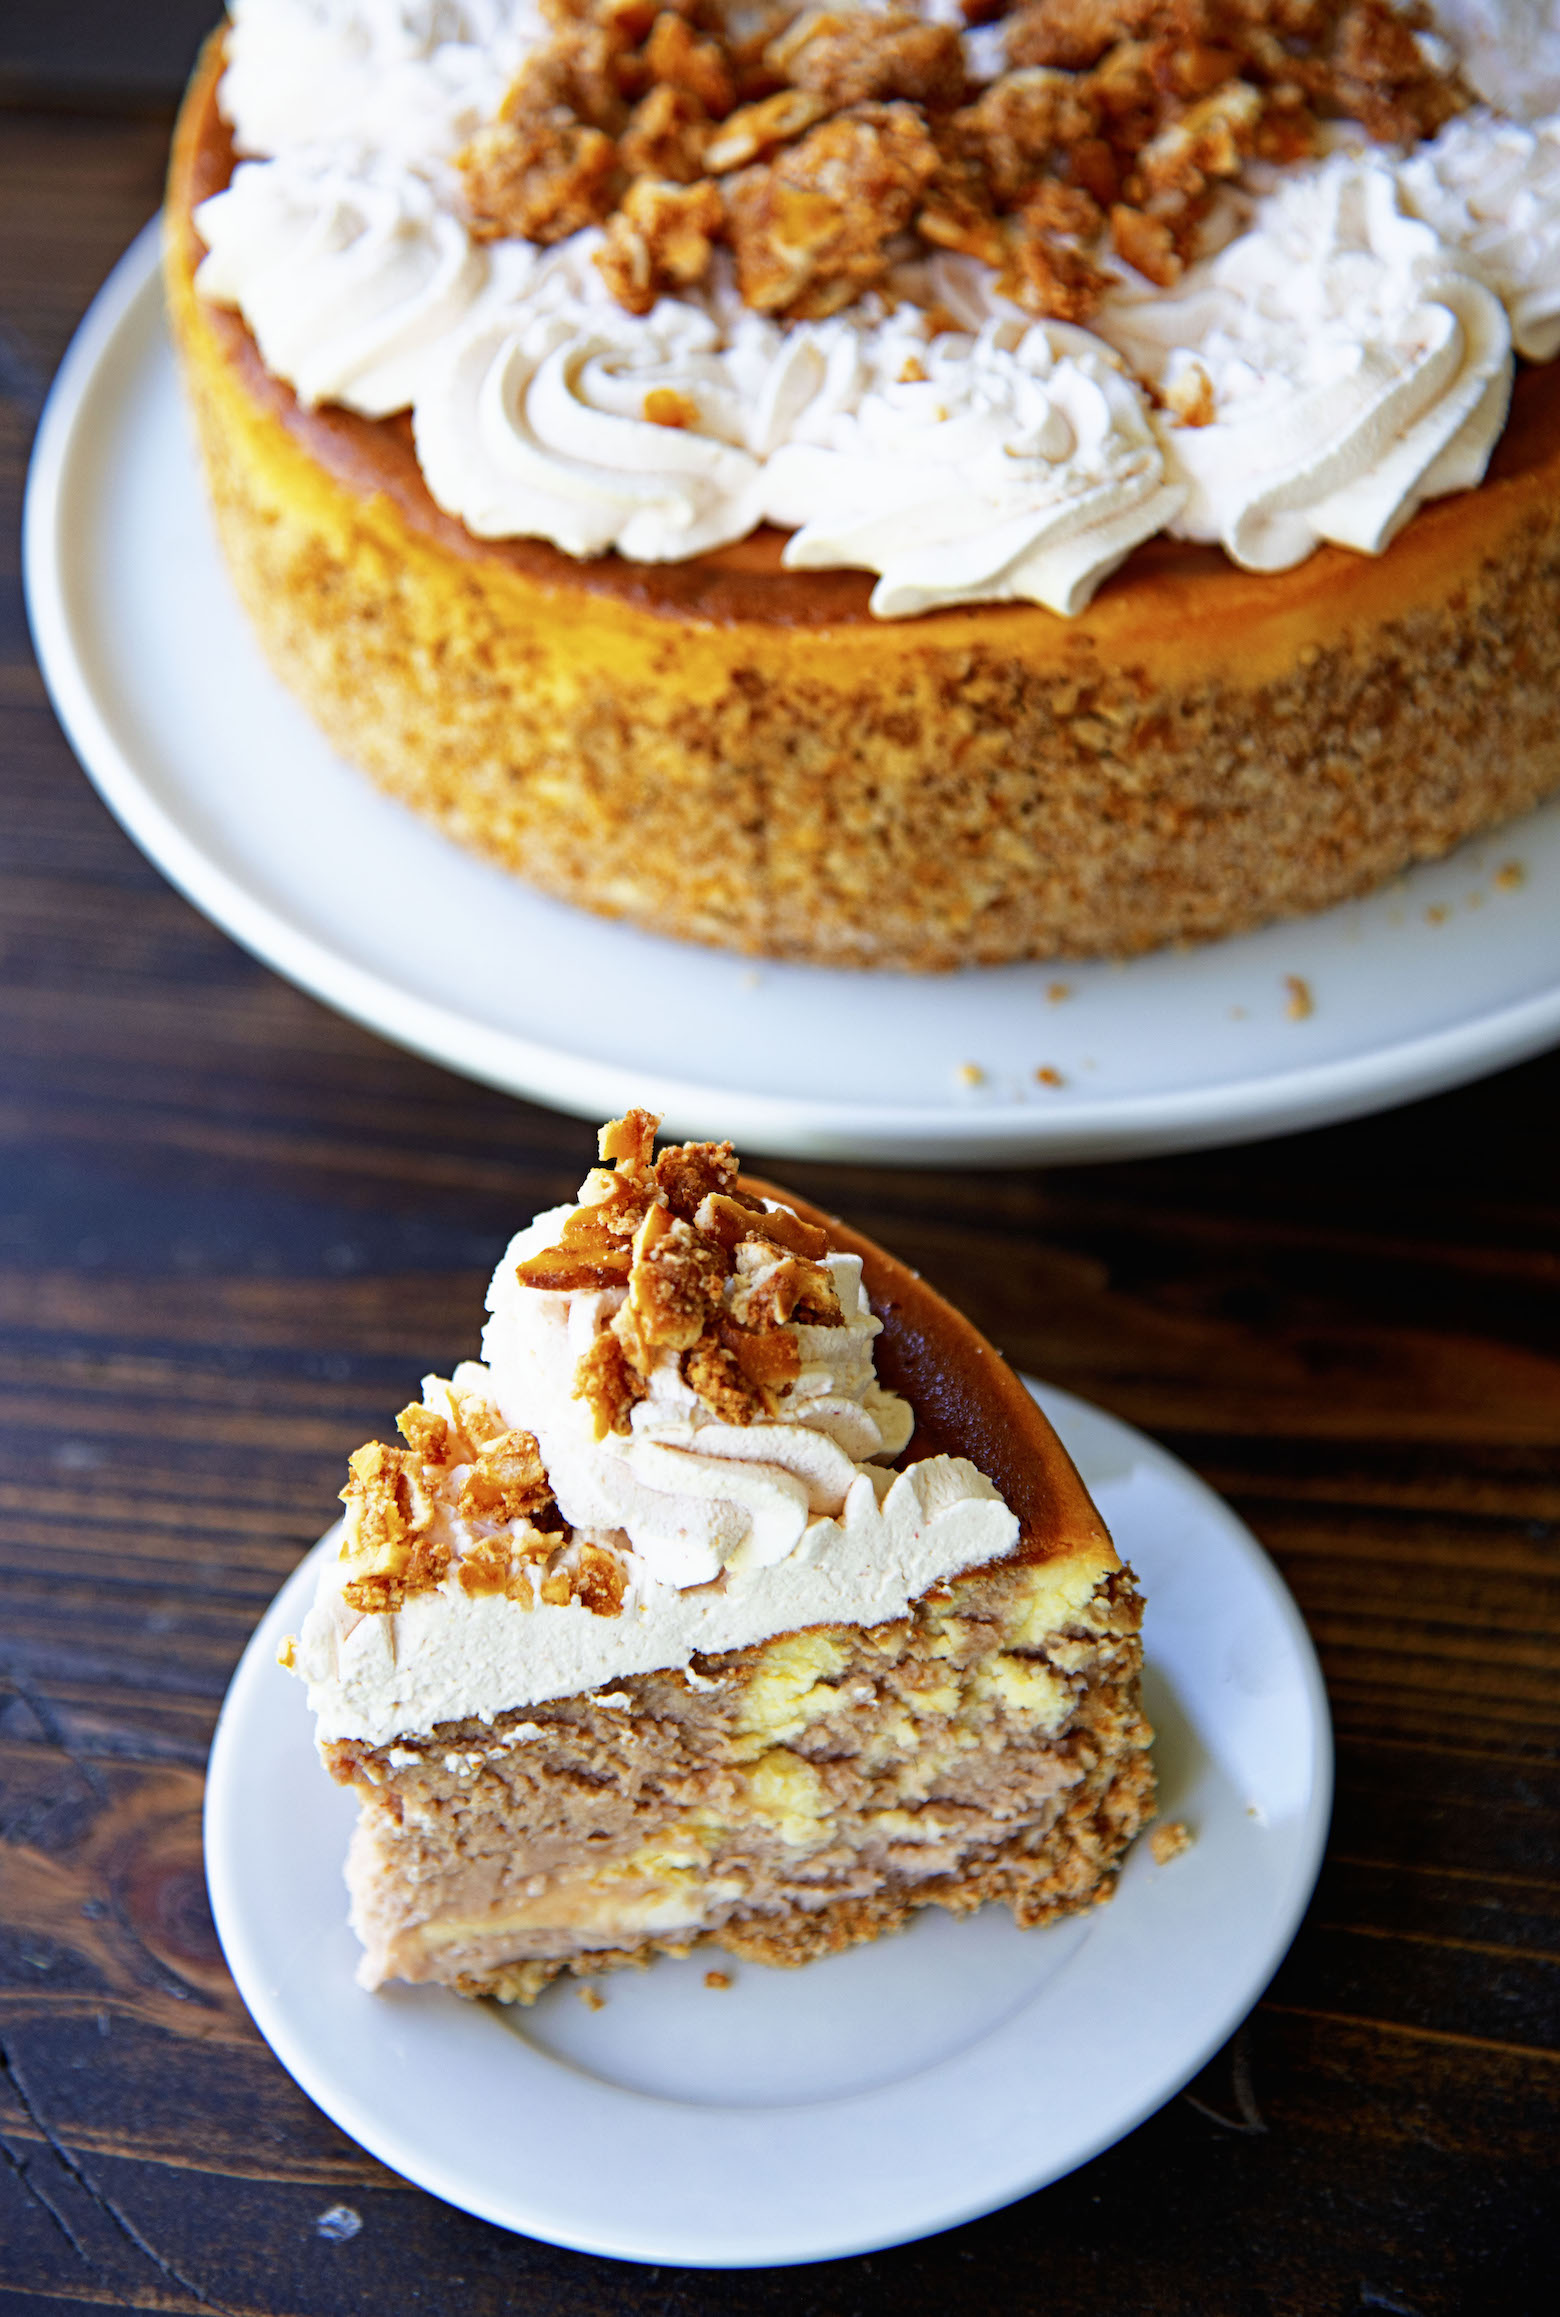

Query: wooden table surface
[2,15,1557,2315]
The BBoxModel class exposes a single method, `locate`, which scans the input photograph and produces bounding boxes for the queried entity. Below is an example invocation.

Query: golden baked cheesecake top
[180,2,1560,624]
[288,1108,1118,1747]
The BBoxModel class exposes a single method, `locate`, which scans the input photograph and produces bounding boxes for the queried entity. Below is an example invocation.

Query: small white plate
[33,223,1559,1165]
[204,1379,1331,2269]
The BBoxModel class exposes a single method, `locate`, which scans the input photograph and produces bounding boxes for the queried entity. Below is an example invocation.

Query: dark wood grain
[1,32,1557,2317]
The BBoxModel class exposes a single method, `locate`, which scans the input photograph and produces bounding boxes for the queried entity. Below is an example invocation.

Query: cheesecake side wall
[165,50,1560,969]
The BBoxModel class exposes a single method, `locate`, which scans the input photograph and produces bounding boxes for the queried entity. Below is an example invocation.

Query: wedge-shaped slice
[289,1114,1154,2000]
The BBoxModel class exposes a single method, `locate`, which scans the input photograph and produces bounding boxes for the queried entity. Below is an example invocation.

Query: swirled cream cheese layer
[1096,154,1513,573]
[293,1203,1019,1746]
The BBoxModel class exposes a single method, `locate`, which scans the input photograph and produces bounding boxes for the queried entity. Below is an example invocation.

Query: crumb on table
[1495,860,1526,890]
[576,1984,606,2011]
[1034,1065,1065,1087]
[704,1968,732,1990]
[956,1061,985,1087]
[1284,974,1313,1022]
[1047,981,1071,1004]
[1151,1820,1193,1865]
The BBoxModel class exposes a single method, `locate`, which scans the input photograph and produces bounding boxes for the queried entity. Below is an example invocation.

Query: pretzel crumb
[1284,974,1314,1022]
[1151,1818,1192,1864]
[644,386,702,427]
[515,1113,847,1436]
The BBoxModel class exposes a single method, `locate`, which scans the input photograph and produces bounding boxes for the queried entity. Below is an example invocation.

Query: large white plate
[28,223,1560,1164]
[204,1379,1332,2268]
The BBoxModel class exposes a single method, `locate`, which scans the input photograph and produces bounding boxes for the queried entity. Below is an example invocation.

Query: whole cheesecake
[165,33,1560,970]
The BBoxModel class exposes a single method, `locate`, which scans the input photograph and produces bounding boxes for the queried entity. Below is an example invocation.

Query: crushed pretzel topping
[339,1440,449,1613]
[597,174,725,312]
[456,1429,554,1524]
[522,1110,846,1437]
[727,101,942,318]
[456,0,1464,322]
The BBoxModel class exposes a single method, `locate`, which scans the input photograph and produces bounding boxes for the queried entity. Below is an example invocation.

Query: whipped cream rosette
[1098,155,1513,574]
[194,149,533,414]
[410,239,1180,595]
[1427,1,1560,122]
[222,0,547,174]
[413,242,773,558]
[1399,108,1560,361]
[765,311,1183,618]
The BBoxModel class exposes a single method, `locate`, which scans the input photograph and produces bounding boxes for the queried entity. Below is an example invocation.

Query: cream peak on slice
[291,1109,1020,1744]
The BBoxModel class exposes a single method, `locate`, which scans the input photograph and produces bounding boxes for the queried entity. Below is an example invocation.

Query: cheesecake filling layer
[337,1555,1149,1994]
[293,1118,1036,1746]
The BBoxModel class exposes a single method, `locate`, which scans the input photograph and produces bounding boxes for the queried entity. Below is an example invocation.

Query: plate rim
[27,221,1560,1165]
[203,1377,1333,2267]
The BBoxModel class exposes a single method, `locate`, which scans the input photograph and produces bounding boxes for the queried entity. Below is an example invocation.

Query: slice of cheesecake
[288,1111,1154,2001]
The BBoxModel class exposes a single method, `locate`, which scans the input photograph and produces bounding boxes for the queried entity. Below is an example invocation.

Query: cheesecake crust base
[166,36,1560,968]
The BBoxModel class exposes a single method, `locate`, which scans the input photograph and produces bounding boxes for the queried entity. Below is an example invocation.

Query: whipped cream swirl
[194,149,531,414]
[221,0,547,174]
[413,240,1179,594]
[482,1203,924,1586]
[413,243,772,558]
[1098,155,1513,572]
[1399,108,1560,360]
[1427,2,1560,122]
[766,308,1183,618]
